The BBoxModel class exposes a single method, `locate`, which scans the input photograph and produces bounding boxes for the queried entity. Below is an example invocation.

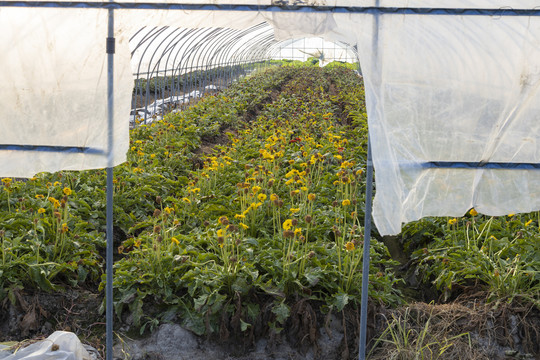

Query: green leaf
[29,266,56,292]
[240,319,251,332]
[304,267,323,286]
[272,302,290,325]
[333,292,349,312]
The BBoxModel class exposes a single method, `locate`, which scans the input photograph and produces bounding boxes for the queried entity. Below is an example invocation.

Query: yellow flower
[356,169,363,177]
[342,199,351,207]
[171,237,179,245]
[285,169,298,179]
[239,223,249,230]
[235,214,245,219]
[270,194,278,202]
[164,207,173,214]
[525,219,533,227]
[182,197,191,204]
[508,213,515,218]
[448,218,457,225]
[335,154,342,160]
[469,208,478,216]
[189,188,201,193]
[219,216,229,225]
[61,223,69,232]
[48,197,60,208]
[252,186,261,194]
[294,228,302,236]
[217,229,225,237]
[38,208,46,214]
[1,178,12,184]
[283,219,293,230]
[53,181,60,186]
[290,208,300,214]
[258,193,267,202]
[35,194,44,199]
[250,202,263,210]
[63,187,72,196]
[345,241,355,251]
[308,193,316,201]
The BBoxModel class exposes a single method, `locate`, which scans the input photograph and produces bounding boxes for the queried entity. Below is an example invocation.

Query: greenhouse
[1,1,540,360]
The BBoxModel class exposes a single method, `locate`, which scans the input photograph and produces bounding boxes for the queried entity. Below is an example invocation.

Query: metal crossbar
[1,1,540,16]
[0,145,104,154]
[424,161,540,169]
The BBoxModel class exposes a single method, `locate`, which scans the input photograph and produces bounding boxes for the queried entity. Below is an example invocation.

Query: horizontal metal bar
[0,144,105,154]
[423,161,540,170]
[0,2,539,16]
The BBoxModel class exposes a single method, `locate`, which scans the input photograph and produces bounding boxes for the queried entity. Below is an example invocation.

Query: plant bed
[1,63,539,360]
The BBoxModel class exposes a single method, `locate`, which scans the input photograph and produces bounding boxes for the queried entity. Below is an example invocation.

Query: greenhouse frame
[2,1,540,359]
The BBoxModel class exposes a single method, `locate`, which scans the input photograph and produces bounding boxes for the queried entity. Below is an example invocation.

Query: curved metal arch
[138,27,190,118]
[175,27,231,96]
[250,36,279,63]
[229,30,273,66]
[209,23,273,83]
[167,27,208,79]
[210,23,271,66]
[131,26,172,114]
[193,27,239,92]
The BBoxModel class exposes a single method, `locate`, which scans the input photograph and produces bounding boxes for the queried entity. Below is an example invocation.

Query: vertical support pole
[359,3,379,359]
[358,137,373,360]
[106,6,115,360]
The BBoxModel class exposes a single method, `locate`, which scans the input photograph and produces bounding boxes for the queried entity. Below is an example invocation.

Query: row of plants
[0,62,538,344]
[115,65,402,335]
[133,62,264,94]
[405,212,540,306]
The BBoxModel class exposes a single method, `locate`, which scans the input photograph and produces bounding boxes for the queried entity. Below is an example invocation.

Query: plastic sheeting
[346,6,540,235]
[0,8,132,178]
[0,331,91,360]
[2,0,540,233]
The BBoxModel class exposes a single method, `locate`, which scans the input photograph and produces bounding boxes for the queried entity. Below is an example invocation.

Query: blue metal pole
[359,3,379,357]
[106,7,115,360]
[358,136,374,360]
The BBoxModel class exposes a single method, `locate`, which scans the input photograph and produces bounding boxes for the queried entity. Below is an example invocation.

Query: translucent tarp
[2,0,540,234]
[0,8,132,177]
[0,331,91,360]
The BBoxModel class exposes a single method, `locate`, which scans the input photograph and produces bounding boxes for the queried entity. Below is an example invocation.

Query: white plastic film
[0,7,132,178]
[353,12,540,235]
